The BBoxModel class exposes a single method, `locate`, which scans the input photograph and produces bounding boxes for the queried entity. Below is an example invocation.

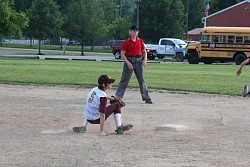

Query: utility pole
[136,0,140,28]
[185,0,189,40]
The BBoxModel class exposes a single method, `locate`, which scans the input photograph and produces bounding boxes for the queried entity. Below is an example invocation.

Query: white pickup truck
[146,38,187,61]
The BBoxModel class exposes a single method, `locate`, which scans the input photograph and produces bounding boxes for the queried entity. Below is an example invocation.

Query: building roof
[187,28,201,35]
[203,0,250,19]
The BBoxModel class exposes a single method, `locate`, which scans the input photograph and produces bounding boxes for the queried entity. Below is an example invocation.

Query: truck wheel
[157,55,165,59]
[114,51,121,59]
[148,54,156,60]
[235,53,246,65]
[176,53,184,62]
[188,50,199,64]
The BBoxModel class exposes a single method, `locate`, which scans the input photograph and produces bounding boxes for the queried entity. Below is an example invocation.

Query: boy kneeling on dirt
[73,75,132,136]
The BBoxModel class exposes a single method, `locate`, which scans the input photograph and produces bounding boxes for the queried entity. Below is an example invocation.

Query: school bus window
[201,35,210,43]
[236,36,243,43]
[244,36,250,43]
[212,35,219,43]
[222,35,227,43]
[245,40,250,43]
[228,36,234,43]
[219,35,223,43]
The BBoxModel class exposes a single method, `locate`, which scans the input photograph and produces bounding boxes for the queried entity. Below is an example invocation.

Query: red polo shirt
[122,37,145,56]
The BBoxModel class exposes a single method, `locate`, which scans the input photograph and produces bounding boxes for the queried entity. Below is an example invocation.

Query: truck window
[167,40,174,46]
[160,40,167,45]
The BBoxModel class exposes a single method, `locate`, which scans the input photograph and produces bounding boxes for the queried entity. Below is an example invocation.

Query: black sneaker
[145,99,153,104]
[115,124,133,134]
[73,126,86,133]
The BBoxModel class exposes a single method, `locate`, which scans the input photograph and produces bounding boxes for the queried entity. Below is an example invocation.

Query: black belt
[126,55,142,57]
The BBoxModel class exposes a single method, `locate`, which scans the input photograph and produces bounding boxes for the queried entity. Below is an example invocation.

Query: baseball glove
[110,95,125,107]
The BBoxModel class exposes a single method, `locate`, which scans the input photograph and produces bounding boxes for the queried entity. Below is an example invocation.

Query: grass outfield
[0,57,249,96]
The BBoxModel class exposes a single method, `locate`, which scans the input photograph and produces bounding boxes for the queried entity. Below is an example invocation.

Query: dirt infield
[1,84,250,167]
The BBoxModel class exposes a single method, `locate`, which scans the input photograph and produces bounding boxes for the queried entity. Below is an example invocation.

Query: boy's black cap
[130,25,138,30]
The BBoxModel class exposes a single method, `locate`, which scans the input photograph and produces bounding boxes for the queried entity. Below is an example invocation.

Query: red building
[203,0,250,27]
[187,0,250,41]
[186,28,201,41]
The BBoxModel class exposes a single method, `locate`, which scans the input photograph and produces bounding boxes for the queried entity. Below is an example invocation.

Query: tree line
[0,0,243,54]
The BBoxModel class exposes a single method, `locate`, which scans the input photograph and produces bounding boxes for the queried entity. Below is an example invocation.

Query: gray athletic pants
[115,57,151,101]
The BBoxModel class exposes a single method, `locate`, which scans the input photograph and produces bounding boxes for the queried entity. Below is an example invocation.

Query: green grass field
[1,57,249,96]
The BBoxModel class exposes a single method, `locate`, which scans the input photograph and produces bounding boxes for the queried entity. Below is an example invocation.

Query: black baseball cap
[98,75,115,85]
[130,25,139,30]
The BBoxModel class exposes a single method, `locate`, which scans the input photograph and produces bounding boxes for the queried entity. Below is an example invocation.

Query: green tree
[108,17,132,39]
[27,0,63,54]
[209,0,242,14]
[182,0,204,32]
[139,0,185,43]
[55,0,71,12]
[0,0,29,44]
[14,0,70,13]
[116,0,136,18]
[100,0,134,40]
[63,0,105,55]
[14,0,32,12]
[100,0,119,25]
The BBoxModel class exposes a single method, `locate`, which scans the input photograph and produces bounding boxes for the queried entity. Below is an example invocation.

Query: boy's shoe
[115,124,133,134]
[145,99,153,104]
[73,126,86,133]
[242,84,249,97]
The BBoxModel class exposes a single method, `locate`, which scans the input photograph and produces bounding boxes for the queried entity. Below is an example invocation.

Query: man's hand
[127,62,133,70]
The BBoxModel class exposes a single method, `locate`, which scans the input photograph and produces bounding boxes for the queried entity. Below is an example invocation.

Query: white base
[41,129,67,134]
[156,124,189,132]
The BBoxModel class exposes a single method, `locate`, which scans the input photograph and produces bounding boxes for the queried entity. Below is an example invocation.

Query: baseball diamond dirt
[1,84,250,167]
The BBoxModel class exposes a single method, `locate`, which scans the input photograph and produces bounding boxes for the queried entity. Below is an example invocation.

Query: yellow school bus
[186,27,250,64]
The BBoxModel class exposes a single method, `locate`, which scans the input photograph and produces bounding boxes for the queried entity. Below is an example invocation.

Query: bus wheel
[188,50,199,64]
[235,53,247,65]
[176,53,184,62]
[202,58,213,64]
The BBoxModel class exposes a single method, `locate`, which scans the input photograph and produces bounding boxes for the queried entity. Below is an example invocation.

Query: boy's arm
[99,97,108,136]
[99,113,107,136]
[236,58,250,76]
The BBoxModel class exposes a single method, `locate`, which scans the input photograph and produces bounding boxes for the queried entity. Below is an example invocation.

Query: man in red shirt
[115,25,152,104]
